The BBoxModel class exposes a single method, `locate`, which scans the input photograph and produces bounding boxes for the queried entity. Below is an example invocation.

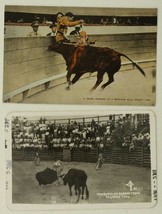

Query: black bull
[35,167,89,203]
[61,168,89,203]
[49,42,146,91]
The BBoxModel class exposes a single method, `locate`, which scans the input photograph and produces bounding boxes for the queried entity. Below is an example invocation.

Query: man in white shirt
[27,21,42,37]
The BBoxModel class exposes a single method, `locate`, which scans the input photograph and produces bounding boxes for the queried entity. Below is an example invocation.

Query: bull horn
[59,173,66,179]
[59,165,77,178]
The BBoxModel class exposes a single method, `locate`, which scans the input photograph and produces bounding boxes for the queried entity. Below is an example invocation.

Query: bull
[48,42,146,91]
[61,168,89,203]
[35,167,58,186]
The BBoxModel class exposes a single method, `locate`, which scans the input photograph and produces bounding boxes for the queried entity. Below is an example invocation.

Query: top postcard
[3,6,157,105]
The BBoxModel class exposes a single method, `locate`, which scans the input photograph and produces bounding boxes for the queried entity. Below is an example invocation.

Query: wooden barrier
[12,147,151,167]
[143,149,151,167]
[103,149,112,163]
[12,150,24,160]
[3,33,156,102]
[20,150,54,161]
[23,151,35,161]
[112,148,128,165]
[128,147,144,166]
[39,151,54,161]
[63,148,71,161]
[71,148,98,162]
[53,149,63,161]
[71,148,83,162]
[83,149,98,162]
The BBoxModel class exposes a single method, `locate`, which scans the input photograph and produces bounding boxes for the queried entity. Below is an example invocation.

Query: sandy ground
[12,161,151,204]
[22,67,155,106]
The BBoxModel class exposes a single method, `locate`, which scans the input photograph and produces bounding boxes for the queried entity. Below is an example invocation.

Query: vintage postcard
[3,6,157,105]
[5,110,157,210]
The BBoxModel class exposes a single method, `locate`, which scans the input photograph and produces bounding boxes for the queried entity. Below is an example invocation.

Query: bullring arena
[10,114,152,205]
[12,161,151,204]
[3,7,157,106]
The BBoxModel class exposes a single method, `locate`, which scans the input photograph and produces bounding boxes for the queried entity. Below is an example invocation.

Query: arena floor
[12,161,151,204]
[22,67,155,106]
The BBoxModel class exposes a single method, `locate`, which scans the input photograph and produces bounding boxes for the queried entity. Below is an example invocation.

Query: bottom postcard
[5,110,157,210]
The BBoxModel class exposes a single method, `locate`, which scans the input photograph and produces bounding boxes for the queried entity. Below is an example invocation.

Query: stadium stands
[11,114,151,167]
[12,114,150,151]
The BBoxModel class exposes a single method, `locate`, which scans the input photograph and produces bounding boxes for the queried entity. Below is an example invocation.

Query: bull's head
[59,173,68,185]
[59,166,76,185]
[48,40,75,59]
[48,42,60,53]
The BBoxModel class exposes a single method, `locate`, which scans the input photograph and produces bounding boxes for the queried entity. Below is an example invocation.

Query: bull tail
[120,53,146,76]
[85,184,89,199]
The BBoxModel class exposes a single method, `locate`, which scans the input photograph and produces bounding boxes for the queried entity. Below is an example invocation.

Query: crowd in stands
[12,115,150,152]
[4,12,157,39]
[5,11,157,26]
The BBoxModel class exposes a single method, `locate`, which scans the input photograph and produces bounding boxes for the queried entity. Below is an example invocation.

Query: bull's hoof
[90,88,94,93]
[75,199,79,203]
[65,86,70,91]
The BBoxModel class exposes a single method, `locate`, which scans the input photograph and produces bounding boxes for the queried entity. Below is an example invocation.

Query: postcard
[3,6,157,105]
[5,110,157,210]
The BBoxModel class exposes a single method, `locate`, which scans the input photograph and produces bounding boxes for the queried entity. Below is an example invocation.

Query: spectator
[91,119,96,128]
[12,115,150,152]
[122,136,130,150]
[137,133,144,146]
[46,23,57,36]
[70,26,81,35]
[143,133,150,149]
[27,21,42,37]
[129,141,135,152]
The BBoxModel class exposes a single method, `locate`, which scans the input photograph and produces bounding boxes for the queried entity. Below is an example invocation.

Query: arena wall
[3,33,156,102]
[12,147,151,167]
[4,25,157,38]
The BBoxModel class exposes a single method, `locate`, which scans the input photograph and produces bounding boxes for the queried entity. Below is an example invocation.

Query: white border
[5,110,156,210]
[1,0,162,214]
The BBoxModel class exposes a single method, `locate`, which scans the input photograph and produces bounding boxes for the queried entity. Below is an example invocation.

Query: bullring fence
[12,147,151,167]
[3,33,156,102]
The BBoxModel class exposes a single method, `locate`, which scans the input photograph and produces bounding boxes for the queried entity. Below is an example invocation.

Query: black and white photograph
[3,5,157,105]
[5,111,156,209]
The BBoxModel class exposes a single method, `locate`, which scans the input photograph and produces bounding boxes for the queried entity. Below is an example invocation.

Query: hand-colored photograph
[3,6,157,105]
